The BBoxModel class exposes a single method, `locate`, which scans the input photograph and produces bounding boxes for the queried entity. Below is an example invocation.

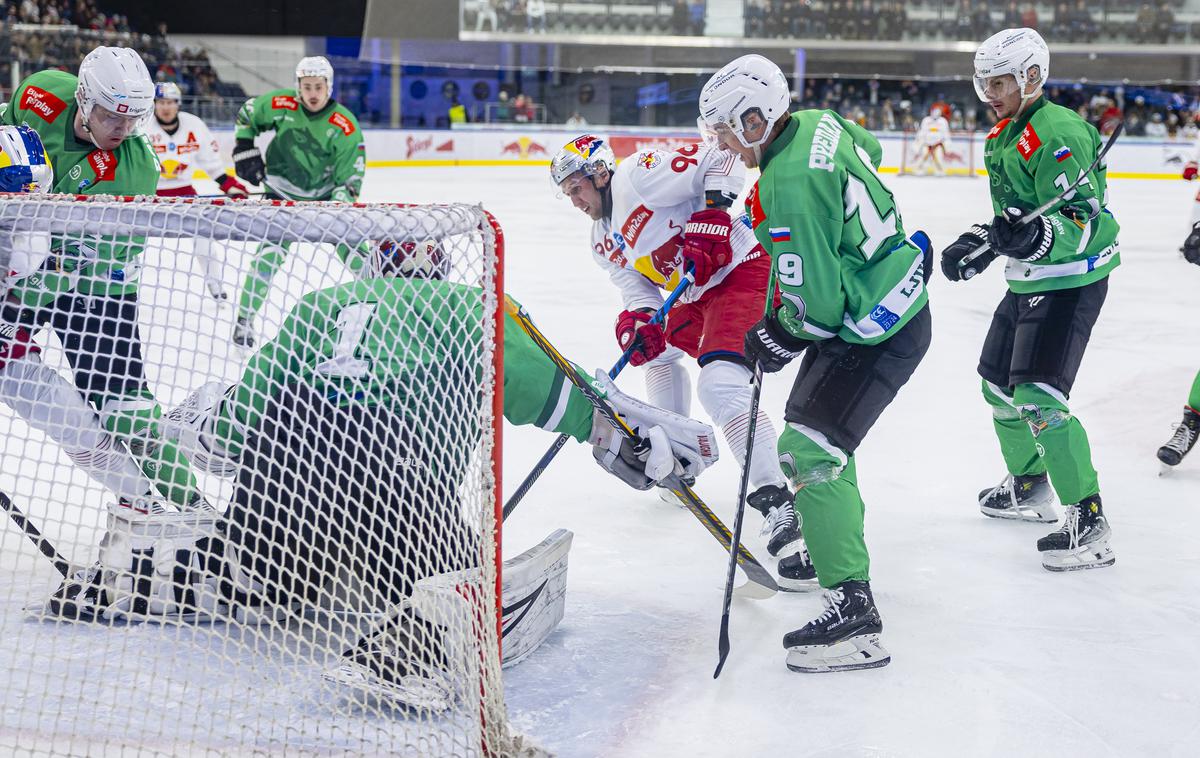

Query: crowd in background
[744,1,910,40]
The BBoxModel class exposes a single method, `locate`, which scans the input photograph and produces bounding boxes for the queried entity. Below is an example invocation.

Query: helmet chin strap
[599,179,613,220]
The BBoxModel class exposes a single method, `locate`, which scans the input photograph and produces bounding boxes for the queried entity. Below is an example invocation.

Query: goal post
[0,195,517,756]
[898,130,979,177]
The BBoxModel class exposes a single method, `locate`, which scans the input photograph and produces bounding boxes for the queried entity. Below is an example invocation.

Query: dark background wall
[109,0,369,36]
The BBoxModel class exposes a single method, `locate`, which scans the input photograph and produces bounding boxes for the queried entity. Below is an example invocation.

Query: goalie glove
[163,381,240,477]
[588,370,718,489]
[232,139,265,186]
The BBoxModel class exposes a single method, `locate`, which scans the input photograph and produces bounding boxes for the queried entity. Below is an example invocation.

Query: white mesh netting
[0,196,512,756]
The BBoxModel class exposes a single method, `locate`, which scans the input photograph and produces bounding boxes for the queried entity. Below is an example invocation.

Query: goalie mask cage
[898,130,979,177]
[0,196,521,756]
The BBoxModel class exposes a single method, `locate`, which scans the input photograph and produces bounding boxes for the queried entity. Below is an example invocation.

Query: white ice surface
[2,167,1199,757]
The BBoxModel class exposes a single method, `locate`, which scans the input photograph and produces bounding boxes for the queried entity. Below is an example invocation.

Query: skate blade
[656,488,688,509]
[1158,462,1177,478]
[785,633,891,673]
[323,663,455,712]
[777,575,819,593]
[1041,541,1116,572]
[980,505,1058,523]
[733,578,778,600]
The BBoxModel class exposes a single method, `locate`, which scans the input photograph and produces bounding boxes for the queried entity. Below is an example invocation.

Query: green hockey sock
[97,391,200,508]
[1012,383,1099,505]
[1188,369,1200,411]
[237,241,292,323]
[982,379,1046,477]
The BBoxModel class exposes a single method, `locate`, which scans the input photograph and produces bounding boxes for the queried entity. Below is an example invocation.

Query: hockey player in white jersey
[145,83,248,300]
[911,106,952,176]
[550,134,813,586]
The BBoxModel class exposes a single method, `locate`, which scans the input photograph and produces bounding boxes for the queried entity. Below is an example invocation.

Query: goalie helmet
[155,82,182,102]
[76,46,155,125]
[0,125,53,194]
[697,54,790,152]
[295,56,334,89]
[973,28,1049,110]
[550,134,615,188]
[371,239,450,280]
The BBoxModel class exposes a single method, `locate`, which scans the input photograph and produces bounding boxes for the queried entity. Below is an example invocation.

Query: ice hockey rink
[2,164,1198,757]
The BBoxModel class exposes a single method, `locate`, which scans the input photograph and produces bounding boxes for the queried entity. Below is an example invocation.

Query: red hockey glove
[218,174,250,199]
[1185,163,1198,181]
[680,209,734,287]
[0,325,39,371]
[614,309,666,367]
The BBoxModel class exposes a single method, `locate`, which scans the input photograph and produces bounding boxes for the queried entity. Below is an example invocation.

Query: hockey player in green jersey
[0,48,205,518]
[230,55,368,349]
[698,55,932,672]
[1157,225,1200,470]
[940,28,1117,572]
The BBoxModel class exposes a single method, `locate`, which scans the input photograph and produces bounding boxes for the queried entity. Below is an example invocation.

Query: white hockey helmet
[550,134,616,188]
[76,46,155,124]
[155,82,182,102]
[697,54,790,153]
[296,56,334,90]
[973,28,1049,110]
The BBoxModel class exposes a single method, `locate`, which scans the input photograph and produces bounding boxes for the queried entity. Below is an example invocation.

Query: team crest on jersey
[20,85,68,123]
[746,181,766,229]
[986,118,1011,140]
[1017,124,1041,160]
[621,205,654,247]
[272,95,299,110]
[638,153,660,170]
[329,112,356,136]
[87,150,118,184]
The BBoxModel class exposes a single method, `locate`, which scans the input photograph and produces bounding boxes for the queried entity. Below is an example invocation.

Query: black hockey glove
[232,139,265,186]
[744,313,808,373]
[940,224,993,282]
[988,208,1054,263]
[1183,222,1200,266]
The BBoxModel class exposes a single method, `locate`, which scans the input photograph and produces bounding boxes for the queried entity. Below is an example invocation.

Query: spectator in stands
[526,0,545,33]
[671,0,690,34]
[954,0,974,40]
[745,0,766,37]
[809,0,829,39]
[1072,0,1097,42]
[513,93,535,123]
[493,90,512,122]
[476,0,499,32]
[689,0,705,35]
[971,2,991,38]
[1021,2,1038,31]
[1049,2,1070,41]
[1002,1,1021,29]
[565,112,588,128]
[1155,2,1174,43]
[1136,4,1156,43]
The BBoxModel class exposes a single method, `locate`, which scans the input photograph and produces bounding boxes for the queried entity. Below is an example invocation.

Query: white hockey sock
[193,237,224,284]
[644,356,691,416]
[0,355,152,500]
[697,360,786,488]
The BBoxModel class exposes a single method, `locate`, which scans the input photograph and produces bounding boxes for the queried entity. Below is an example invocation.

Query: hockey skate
[1037,495,1115,572]
[1157,407,1199,473]
[783,580,890,673]
[747,483,804,557]
[25,562,107,622]
[978,473,1057,523]
[323,608,458,712]
[232,317,256,349]
[204,279,230,302]
[777,549,818,592]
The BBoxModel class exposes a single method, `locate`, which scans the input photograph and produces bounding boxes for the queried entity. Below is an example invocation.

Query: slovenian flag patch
[1054,146,1072,163]
[769,227,791,242]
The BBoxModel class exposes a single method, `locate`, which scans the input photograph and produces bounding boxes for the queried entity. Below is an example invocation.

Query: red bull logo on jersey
[1017,124,1041,160]
[20,85,67,123]
[638,153,660,170]
[621,205,654,248]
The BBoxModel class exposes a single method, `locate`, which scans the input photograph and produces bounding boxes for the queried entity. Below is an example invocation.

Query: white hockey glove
[163,381,240,477]
[588,370,718,490]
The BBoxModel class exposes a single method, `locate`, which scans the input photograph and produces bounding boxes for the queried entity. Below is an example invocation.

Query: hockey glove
[614,308,666,367]
[1183,222,1200,265]
[0,324,39,371]
[744,313,808,374]
[940,223,993,282]
[330,186,354,203]
[680,209,734,287]
[988,208,1054,263]
[232,139,265,186]
[163,382,240,478]
[217,173,249,199]
[588,371,718,489]
[1185,163,1198,181]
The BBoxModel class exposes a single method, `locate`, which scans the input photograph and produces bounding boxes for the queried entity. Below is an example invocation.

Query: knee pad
[1013,382,1072,438]
[696,359,754,428]
[777,422,847,489]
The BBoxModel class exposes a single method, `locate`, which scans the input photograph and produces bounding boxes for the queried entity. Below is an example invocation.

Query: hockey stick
[505,299,778,599]
[0,490,71,577]
[957,121,1123,277]
[713,262,779,678]
[502,272,694,521]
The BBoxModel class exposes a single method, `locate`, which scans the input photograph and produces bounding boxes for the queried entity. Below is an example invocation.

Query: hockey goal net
[898,130,979,177]
[0,196,516,756]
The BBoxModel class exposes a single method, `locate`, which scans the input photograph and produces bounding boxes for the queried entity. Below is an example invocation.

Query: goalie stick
[502,272,694,521]
[1,489,71,577]
[957,121,1123,276]
[504,298,778,599]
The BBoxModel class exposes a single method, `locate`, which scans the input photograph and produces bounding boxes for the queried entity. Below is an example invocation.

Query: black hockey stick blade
[1,490,71,577]
[958,121,1124,274]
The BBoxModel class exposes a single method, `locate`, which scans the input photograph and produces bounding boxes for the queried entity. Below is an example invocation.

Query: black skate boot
[1037,494,1115,572]
[783,580,890,673]
[777,549,817,592]
[323,609,457,711]
[978,472,1057,523]
[25,562,107,622]
[747,483,803,557]
[1157,407,1199,470]
[232,317,256,349]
